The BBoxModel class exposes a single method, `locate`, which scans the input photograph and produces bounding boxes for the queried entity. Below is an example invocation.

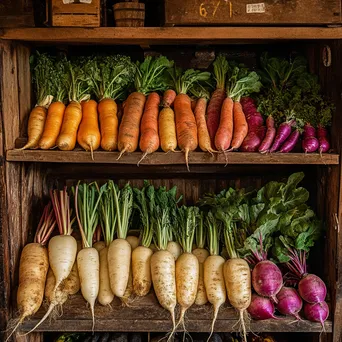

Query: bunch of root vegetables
[8,173,329,342]
[20,53,332,169]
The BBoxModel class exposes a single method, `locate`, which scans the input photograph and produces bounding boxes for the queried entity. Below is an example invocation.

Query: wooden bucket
[113,0,145,27]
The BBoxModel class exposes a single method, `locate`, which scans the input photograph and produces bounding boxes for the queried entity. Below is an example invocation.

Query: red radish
[247,294,278,320]
[276,287,302,320]
[269,120,294,153]
[207,55,229,146]
[317,126,330,153]
[279,129,300,153]
[259,116,276,153]
[240,132,261,152]
[257,126,267,141]
[304,301,329,330]
[285,249,327,304]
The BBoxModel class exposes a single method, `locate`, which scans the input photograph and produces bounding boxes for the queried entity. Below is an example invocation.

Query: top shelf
[1,27,342,45]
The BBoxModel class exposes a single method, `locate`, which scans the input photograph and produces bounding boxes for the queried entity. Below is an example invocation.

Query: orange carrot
[161,89,176,108]
[215,97,234,152]
[39,102,66,150]
[194,97,216,155]
[229,101,248,151]
[175,94,198,171]
[77,100,101,159]
[19,106,47,150]
[117,92,146,159]
[138,92,160,165]
[191,99,197,112]
[98,98,118,151]
[56,101,82,151]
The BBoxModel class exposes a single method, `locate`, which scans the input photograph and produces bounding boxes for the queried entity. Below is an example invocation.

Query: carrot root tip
[117,147,128,160]
[137,151,149,166]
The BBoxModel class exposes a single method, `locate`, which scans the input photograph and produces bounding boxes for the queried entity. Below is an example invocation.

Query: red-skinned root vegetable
[279,129,300,153]
[247,294,278,320]
[317,126,330,153]
[240,132,261,152]
[286,249,327,304]
[302,124,319,153]
[269,120,295,153]
[259,116,276,153]
[304,301,329,330]
[276,287,302,320]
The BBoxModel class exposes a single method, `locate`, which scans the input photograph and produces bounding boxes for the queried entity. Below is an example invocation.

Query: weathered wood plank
[6,150,339,165]
[3,27,342,45]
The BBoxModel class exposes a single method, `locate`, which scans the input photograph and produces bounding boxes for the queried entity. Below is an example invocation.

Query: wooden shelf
[1,27,342,45]
[6,150,339,165]
[19,293,332,333]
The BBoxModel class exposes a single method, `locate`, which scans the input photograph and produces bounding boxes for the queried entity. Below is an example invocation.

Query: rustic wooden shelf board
[2,27,342,44]
[6,150,340,165]
[19,294,332,333]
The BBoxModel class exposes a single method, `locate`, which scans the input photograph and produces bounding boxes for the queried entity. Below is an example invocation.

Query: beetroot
[252,260,283,303]
[240,132,261,152]
[279,129,300,153]
[269,120,294,153]
[248,294,278,320]
[304,301,329,329]
[276,287,302,320]
[317,126,330,153]
[298,274,327,304]
[257,126,267,141]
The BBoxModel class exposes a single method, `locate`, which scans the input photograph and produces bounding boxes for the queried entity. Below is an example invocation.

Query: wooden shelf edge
[19,318,332,333]
[1,27,342,44]
[6,150,340,165]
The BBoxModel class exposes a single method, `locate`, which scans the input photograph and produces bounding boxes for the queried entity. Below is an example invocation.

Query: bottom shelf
[19,293,332,333]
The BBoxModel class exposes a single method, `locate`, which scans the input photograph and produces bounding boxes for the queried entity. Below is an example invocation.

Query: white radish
[167,241,182,260]
[132,246,153,296]
[93,241,106,252]
[98,247,114,306]
[127,235,139,250]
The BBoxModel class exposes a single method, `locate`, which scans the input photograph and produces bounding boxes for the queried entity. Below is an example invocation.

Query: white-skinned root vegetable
[247,294,277,320]
[127,236,139,250]
[98,247,114,306]
[6,203,55,341]
[93,241,106,252]
[175,206,199,330]
[74,182,104,331]
[203,212,226,341]
[150,185,180,339]
[107,183,133,298]
[132,184,154,296]
[167,241,182,261]
[192,211,209,306]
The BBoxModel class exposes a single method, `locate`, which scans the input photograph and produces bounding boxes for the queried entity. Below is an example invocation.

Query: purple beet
[279,129,300,153]
[276,287,302,320]
[259,116,276,153]
[304,301,329,330]
[303,123,316,137]
[248,294,278,320]
[317,126,330,153]
[302,136,319,153]
[252,260,283,303]
[298,273,327,304]
[269,121,294,153]
[240,132,261,152]
[257,126,267,141]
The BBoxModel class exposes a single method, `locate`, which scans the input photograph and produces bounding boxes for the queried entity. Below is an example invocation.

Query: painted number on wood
[246,3,265,13]
[199,1,233,18]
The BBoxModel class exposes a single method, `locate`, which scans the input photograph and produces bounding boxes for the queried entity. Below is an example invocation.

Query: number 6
[199,3,208,17]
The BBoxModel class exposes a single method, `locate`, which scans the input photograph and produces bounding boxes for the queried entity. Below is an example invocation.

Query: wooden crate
[0,0,34,27]
[164,0,342,26]
[0,30,342,342]
[48,0,101,27]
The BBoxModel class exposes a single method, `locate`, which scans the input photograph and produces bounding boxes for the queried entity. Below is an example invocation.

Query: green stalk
[205,211,220,256]
[177,206,198,254]
[213,54,229,90]
[196,211,206,249]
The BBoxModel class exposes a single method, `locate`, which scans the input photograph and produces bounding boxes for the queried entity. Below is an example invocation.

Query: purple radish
[248,294,278,320]
[269,120,294,153]
[298,274,327,304]
[259,116,276,153]
[252,260,283,303]
[257,126,266,141]
[285,249,327,304]
[302,136,319,153]
[241,132,261,152]
[276,287,302,320]
[304,301,329,330]
[279,129,300,153]
[303,123,316,137]
[317,126,330,153]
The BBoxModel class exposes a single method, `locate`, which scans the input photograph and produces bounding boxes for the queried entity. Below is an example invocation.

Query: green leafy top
[226,62,262,101]
[176,206,199,254]
[74,182,104,248]
[189,83,212,100]
[195,211,206,249]
[205,211,220,256]
[30,52,54,107]
[83,55,136,101]
[50,58,69,103]
[169,67,211,95]
[67,59,90,103]
[212,54,229,90]
[133,181,155,248]
[134,56,173,95]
